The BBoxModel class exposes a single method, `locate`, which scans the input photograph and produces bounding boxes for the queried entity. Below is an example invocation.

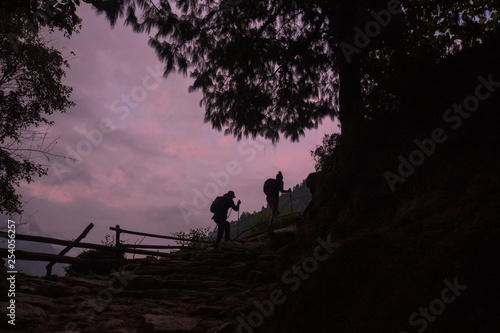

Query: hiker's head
[226,190,236,198]
[276,171,283,180]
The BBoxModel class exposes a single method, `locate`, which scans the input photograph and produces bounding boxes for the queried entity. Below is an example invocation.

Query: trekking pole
[236,200,241,238]
[209,225,218,242]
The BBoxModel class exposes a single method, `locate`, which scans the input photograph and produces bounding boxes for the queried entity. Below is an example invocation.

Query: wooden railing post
[115,225,121,246]
[115,224,122,258]
[45,223,94,276]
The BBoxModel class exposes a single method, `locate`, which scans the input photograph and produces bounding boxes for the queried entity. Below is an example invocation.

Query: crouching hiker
[210,191,241,248]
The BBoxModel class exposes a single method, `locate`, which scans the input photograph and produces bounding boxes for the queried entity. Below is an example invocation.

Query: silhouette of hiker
[263,171,291,231]
[303,171,323,219]
[211,191,241,248]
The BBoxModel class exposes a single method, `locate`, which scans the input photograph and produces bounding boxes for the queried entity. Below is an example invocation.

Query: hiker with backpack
[210,190,241,248]
[263,171,291,231]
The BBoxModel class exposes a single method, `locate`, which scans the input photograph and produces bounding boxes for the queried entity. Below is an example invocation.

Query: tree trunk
[337,50,364,190]
[335,1,365,187]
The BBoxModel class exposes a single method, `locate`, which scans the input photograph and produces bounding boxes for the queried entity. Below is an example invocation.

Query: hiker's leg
[266,196,272,227]
[215,221,224,247]
[266,196,275,228]
[270,211,276,229]
[269,196,279,229]
[224,221,231,241]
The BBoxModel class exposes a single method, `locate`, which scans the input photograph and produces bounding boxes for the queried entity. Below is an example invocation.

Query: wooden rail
[110,225,214,245]
[0,248,146,265]
[0,231,184,254]
[0,230,111,250]
[0,224,205,276]
[46,223,94,276]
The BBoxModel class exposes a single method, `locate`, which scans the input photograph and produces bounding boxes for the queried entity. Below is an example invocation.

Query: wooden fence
[110,225,213,250]
[0,212,302,276]
[0,223,212,276]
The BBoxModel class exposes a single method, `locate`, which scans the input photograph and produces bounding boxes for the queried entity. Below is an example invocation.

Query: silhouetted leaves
[0,1,81,214]
[88,0,499,145]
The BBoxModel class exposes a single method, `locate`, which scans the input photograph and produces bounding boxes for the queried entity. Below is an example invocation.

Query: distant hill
[0,219,68,276]
[14,241,67,277]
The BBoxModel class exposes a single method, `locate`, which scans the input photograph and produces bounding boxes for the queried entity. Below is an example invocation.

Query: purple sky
[9,4,337,248]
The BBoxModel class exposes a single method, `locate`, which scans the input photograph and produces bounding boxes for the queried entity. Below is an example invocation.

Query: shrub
[171,227,212,252]
[311,132,342,172]
[65,235,125,276]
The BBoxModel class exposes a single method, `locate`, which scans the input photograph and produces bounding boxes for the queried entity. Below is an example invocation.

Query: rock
[257,254,281,261]
[121,288,185,300]
[70,285,91,295]
[0,302,47,327]
[180,252,194,261]
[255,260,274,274]
[106,329,130,333]
[268,231,295,249]
[142,314,201,332]
[108,304,135,312]
[34,281,72,298]
[205,321,234,333]
[66,276,109,288]
[248,270,272,283]
[127,276,165,290]
[134,266,171,275]
[15,292,55,309]
[189,305,225,316]
[239,239,269,251]
[102,318,126,329]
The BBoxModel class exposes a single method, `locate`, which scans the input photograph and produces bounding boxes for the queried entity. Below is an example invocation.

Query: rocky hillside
[254,35,500,333]
[0,228,300,333]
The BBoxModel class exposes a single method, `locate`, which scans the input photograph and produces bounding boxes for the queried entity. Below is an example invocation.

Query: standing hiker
[210,191,241,248]
[263,171,291,231]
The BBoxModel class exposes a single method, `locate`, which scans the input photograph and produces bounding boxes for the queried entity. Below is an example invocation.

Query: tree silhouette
[0,0,81,214]
[88,0,499,164]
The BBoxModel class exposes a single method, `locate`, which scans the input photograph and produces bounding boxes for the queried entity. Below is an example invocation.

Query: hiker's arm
[232,200,241,211]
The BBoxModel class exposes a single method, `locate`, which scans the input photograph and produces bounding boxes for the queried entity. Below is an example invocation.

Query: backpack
[210,196,226,214]
[263,178,277,196]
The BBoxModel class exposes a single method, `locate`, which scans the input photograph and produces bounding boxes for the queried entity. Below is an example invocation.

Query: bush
[311,132,342,172]
[65,235,125,276]
[171,227,212,252]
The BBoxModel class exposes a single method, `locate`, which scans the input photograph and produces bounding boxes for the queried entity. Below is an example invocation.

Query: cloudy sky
[4,3,337,250]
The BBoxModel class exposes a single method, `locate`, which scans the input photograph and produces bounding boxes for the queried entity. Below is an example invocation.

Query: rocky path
[1,232,294,333]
